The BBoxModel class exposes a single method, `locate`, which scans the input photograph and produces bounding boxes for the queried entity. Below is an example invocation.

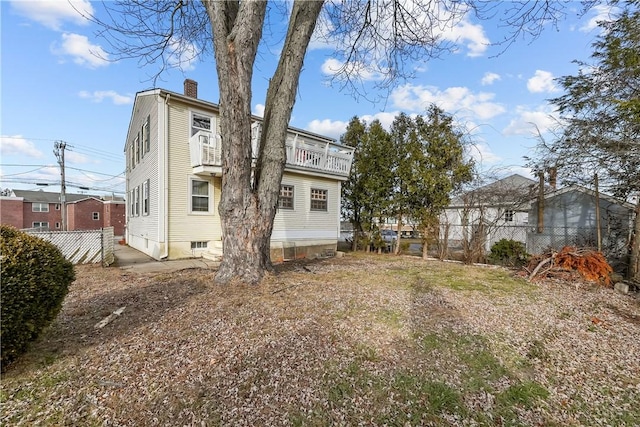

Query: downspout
[161,93,171,259]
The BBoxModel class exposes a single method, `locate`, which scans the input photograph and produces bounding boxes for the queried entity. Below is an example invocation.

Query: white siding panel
[272,172,340,242]
[166,100,221,247]
[126,93,160,250]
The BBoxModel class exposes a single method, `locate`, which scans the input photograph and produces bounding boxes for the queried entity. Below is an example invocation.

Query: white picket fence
[25,227,115,266]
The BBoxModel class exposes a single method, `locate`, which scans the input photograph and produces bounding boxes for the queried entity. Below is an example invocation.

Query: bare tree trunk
[394,213,403,255]
[629,199,640,281]
[207,0,323,285]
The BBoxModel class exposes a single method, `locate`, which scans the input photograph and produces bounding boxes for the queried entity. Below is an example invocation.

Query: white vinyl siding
[126,93,161,247]
[166,100,221,248]
[272,173,339,241]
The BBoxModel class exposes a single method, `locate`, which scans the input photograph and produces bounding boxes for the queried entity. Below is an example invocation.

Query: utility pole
[54,141,67,231]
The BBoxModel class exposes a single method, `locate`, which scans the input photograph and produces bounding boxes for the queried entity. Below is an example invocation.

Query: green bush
[488,239,530,267]
[1,225,75,367]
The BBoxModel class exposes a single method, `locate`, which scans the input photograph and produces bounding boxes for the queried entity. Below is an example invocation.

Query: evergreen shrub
[1,225,75,367]
[488,239,530,267]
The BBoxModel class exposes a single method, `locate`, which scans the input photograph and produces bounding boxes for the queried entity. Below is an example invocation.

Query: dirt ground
[2,254,639,426]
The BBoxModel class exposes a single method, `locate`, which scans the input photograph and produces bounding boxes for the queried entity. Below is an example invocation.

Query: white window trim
[142,179,150,216]
[278,184,295,210]
[32,202,49,212]
[134,186,140,217]
[92,212,100,220]
[189,178,212,214]
[190,111,214,137]
[310,188,328,212]
[32,221,49,228]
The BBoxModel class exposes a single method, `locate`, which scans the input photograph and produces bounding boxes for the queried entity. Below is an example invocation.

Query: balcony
[190,125,354,179]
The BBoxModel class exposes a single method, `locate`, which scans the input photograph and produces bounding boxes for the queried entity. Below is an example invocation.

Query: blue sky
[1,1,617,196]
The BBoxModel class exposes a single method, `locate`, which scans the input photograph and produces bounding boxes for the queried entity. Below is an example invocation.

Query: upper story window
[310,188,328,211]
[143,115,150,154]
[504,209,515,222]
[191,113,211,136]
[278,185,294,209]
[142,179,150,215]
[92,212,100,220]
[191,179,210,213]
[32,222,48,229]
[32,202,49,212]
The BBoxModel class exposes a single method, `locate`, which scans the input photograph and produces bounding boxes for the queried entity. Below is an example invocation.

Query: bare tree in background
[86,0,603,284]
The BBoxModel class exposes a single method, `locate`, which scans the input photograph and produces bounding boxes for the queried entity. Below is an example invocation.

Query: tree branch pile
[526,246,613,287]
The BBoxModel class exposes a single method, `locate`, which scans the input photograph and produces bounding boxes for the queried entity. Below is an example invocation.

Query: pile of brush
[525,246,613,287]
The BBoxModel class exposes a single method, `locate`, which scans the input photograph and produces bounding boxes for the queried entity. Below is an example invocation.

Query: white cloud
[439,17,489,57]
[526,70,558,93]
[580,5,619,32]
[78,90,133,105]
[481,72,501,86]
[359,112,399,130]
[307,119,349,140]
[66,151,93,164]
[466,142,502,166]
[320,58,384,82]
[253,104,265,118]
[503,106,559,136]
[390,84,505,120]
[0,135,44,158]
[167,37,199,71]
[52,33,109,68]
[10,0,93,30]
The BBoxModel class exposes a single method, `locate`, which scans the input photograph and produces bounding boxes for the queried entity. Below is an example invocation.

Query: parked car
[381,229,397,243]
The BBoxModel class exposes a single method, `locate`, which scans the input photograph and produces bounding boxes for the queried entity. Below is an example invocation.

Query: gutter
[161,93,170,260]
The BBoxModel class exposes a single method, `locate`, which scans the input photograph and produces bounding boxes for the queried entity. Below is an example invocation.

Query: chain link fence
[437,223,631,272]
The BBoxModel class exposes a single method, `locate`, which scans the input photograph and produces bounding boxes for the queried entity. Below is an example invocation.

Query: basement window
[191,241,207,250]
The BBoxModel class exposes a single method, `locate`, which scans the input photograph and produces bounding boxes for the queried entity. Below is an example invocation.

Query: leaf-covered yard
[2,254,639,426]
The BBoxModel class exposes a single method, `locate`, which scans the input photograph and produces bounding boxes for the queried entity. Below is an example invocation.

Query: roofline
[541,184,635,209]
[130,88,337,145]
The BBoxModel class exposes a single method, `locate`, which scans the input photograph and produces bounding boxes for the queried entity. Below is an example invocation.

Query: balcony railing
[189,126,354,178]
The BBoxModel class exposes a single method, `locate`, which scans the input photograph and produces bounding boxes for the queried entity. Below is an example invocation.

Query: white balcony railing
[189,125,354,178]
[189,131,221,168]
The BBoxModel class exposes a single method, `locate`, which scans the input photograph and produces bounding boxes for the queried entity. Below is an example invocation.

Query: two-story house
[125,80,354,262]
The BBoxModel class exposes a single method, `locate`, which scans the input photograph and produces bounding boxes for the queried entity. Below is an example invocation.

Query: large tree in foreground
[93,1,607,284]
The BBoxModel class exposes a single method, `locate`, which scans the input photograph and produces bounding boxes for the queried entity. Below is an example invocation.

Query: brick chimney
[184,79,198,98]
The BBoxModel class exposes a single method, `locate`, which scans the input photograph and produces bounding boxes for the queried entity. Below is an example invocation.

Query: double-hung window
[278,185,294,209]
[142,180,150,215]
[191,179,210,213]
[191,113,211,137]
[32,202,49,212]
[310,188,328,211]
[134,186,140,216]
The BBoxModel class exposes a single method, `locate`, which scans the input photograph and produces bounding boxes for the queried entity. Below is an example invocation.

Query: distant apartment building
[0,189,125,235]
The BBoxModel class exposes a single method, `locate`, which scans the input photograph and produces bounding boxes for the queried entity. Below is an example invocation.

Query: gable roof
[539,185,636,210]
[11,190,123,204]
[449,174,537,208]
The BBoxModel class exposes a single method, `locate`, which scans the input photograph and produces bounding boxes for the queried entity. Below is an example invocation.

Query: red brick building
[0,190,125,235]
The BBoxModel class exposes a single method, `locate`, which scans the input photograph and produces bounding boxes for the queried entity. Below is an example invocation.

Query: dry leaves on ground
[2,254,639,426]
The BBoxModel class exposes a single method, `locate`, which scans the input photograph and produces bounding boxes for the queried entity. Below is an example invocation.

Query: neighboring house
[0,189,125,234]
[440,174,538,250]
[125,79,354,261]
[527,185,635,262]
